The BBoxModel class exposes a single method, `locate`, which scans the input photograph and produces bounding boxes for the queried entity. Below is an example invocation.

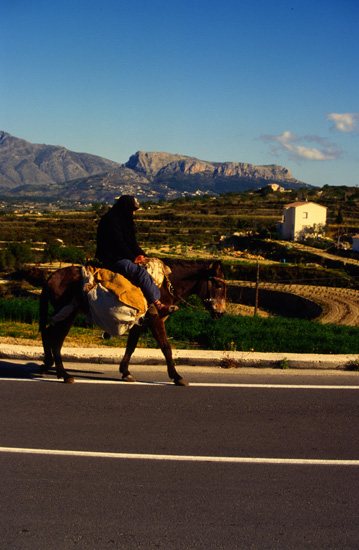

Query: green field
[1,296,359,355]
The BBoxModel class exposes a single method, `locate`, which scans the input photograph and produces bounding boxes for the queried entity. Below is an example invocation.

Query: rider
[95,195,175,317]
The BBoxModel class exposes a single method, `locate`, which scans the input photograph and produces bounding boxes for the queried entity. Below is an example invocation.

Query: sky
[1,0,358,188]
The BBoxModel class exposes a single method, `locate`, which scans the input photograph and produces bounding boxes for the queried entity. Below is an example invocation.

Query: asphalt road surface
[1,359,359,549]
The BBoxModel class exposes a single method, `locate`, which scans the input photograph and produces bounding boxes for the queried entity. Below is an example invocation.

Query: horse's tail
[39,283,49,333]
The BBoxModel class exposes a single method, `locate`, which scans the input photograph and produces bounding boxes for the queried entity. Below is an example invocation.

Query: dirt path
[290,242,359,267]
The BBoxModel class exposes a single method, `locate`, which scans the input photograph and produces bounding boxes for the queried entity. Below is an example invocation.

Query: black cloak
[95,195,145,265]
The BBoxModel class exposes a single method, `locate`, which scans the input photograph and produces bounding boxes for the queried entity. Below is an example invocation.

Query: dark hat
[116,195,140,210]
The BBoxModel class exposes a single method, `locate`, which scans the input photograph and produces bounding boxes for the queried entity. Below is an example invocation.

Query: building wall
[281,207,295,240]
[281,202,327,240]
[353,237,359,252]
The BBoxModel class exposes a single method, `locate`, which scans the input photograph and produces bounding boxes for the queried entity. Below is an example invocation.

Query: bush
[166,308,359,353]
[0,297,40,323]
[43,244,86,264]
[0,297,87,327]
[2,295,359,354]
[0,242,34,270]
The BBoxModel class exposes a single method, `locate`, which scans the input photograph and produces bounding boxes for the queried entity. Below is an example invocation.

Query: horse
[39,259,226,386]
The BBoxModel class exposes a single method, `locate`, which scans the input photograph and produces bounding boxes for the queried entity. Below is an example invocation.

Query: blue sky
[1,0,358,187]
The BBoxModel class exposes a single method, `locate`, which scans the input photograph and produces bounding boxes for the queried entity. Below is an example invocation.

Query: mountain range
[0,131,309,206]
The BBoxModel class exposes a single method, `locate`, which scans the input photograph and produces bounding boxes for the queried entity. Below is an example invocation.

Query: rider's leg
[110,259,177,317]
[110,259,160,302]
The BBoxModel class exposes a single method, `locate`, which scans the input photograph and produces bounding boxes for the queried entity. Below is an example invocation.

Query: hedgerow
[166,308,359,354]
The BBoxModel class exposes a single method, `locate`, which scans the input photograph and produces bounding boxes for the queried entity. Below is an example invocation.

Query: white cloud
[326,112,359,133]
[261,131,341,161]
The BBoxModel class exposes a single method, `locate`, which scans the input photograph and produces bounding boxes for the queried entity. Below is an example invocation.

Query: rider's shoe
[153,301,178,318]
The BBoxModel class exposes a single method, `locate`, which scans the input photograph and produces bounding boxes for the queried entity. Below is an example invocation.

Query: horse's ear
[210,260,224,277]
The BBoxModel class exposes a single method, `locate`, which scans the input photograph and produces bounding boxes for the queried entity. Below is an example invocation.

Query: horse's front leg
[148,316,189,386]
[120,323,145,382]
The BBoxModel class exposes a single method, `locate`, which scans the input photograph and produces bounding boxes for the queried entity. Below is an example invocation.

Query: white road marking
[192,383,359,389]
[0,446,358,465]
[1,377,359,389]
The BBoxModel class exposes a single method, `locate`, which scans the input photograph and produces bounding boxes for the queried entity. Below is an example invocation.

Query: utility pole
[254,258,259,316]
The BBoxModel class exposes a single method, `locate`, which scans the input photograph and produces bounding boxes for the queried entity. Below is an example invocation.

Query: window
[303,212,308,219]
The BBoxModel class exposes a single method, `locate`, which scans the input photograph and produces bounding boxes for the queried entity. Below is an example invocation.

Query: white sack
[86,283,143,337]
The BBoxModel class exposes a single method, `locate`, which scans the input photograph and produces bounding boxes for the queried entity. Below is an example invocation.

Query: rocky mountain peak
[125,151,190,177]
[125,150,298,183]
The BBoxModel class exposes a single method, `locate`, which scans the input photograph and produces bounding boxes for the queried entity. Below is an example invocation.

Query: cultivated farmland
[1,187,359,330]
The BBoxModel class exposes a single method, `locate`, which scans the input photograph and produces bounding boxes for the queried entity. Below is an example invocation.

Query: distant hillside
[0,132,310,206]
[0,131,120,189]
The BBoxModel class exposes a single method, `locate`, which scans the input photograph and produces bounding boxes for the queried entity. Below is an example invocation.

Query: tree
[3,242,34,269]
[43,243,85,265]
[335,208,344,225]
[90,203,109,217]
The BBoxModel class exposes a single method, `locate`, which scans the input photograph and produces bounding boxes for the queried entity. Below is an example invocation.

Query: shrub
[2,295,359,355]
[0,242,34,270]
[43,244,86,264]
[166,309,359,353]
[0,297,40,323]
[0,297,88,328]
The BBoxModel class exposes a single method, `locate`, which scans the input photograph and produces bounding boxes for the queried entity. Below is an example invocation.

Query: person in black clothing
[95,195,175,317]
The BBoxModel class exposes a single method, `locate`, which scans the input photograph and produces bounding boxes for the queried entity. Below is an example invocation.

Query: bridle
[171,273,226,311]
[203,275,227,306]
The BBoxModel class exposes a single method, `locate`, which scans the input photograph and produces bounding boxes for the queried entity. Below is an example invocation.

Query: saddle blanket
[81,258,171,337]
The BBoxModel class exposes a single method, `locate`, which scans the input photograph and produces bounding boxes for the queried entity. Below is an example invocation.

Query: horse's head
[200,260,226,319]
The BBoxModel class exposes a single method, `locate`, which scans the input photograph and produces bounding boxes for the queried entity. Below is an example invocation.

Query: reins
[174,291,202,310]
[165,275,200,309]
[167,273,226,311]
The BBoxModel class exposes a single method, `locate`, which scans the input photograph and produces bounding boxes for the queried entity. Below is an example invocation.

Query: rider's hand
[134,255,146,264]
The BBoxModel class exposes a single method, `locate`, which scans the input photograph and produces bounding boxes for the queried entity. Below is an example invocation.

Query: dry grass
[225,302,271,318]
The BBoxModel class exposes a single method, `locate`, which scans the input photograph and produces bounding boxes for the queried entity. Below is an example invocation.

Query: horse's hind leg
[149,316,189,386]
[46,314,78,383]
[119,324,145,382]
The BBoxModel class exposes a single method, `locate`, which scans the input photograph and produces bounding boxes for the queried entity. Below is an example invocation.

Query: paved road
[1,360,359,549]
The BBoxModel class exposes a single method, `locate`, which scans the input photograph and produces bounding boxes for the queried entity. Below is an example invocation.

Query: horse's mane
[162,258,224,282]
[163,258,218,269]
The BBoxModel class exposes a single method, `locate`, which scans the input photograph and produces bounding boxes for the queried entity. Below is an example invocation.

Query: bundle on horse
[39,258,226,386]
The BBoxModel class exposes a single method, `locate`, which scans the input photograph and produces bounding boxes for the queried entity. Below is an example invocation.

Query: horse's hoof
[174,378,189,386]
[40,360,54,375]
[122,374,137,383]
[64,376,75,384]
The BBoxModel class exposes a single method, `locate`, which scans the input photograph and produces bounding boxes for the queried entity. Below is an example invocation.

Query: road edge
[1,344,359,371]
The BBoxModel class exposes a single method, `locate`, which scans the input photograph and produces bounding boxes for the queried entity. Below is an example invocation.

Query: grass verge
[1,297,359,354]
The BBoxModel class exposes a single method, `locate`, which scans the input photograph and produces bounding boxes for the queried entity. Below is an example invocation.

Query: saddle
[84,267,147,315]
[81,258,172,337]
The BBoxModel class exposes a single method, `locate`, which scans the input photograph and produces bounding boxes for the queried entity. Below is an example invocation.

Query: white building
[278,201,327,241]
[352,235,359,252]
[263,183,286,193]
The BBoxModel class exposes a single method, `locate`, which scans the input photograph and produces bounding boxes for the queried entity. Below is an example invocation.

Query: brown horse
[39,259,226,385]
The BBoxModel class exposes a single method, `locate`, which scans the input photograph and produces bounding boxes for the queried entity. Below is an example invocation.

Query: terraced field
[228,281,359,326]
